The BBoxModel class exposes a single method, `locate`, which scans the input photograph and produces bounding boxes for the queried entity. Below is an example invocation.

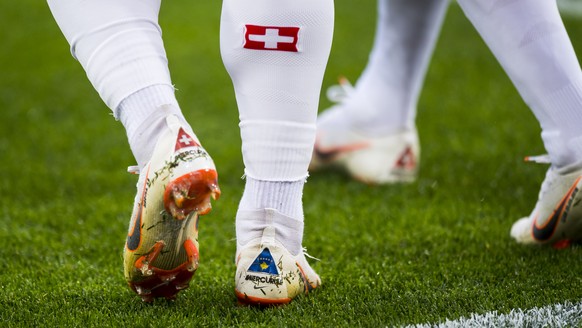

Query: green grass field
[2,1,582,327]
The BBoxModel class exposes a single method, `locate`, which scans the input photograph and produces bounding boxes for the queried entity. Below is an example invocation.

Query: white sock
[238,178,304,220]
[48,0,173,111]
[220,0,333,247]
[118,86,189,168]
[333,0,449,137]
[221,0,334,182]
[236,208,304,256]
[457,0,582,171]
[236,179,305,255]
[48,0,192,168]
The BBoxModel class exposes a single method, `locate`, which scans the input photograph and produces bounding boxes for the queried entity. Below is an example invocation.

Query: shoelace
[524,154,553,201]
[302,248,321,262]
[326,76,354,103]
[127,165,140,175]
[524,154,551,164]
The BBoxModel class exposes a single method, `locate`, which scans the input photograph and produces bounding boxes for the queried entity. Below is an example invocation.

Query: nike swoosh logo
[313,141,369,162]
[253,285,268,290]
[532,177,581,242]
[126,169,149,251]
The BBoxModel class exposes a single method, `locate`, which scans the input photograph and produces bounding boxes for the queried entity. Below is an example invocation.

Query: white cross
[249,28,294,49]
[179,134,193,145]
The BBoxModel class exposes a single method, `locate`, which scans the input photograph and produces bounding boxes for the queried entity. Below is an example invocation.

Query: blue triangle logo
[248,248,279,275]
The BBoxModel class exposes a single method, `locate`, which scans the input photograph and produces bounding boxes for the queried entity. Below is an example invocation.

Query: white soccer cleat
[510,165,582,248]
[312,101,419,184]
[235,210,320,306]
[123,115,220,301]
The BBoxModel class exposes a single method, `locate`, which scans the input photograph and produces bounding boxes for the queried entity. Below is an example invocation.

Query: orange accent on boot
[552,239,571,249]
[130,239,200,302]
[235,290,292,306]
[163,169,221,219]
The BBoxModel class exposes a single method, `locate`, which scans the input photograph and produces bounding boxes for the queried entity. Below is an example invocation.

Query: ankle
[238,178,304,219]
[236,208,304,256]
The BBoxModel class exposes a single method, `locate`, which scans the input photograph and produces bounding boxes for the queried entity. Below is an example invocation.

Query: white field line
[404,1,581,327]
[404,300,582,328]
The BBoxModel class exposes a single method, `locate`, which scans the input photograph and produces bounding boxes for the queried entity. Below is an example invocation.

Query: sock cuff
[538,80,582,168]
[117,85,181,142]
[242,177,305,219]
[239,120,315,181]
[539,79,582,135]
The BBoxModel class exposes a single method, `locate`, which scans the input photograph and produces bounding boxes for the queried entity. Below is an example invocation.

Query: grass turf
[1,1,582,327]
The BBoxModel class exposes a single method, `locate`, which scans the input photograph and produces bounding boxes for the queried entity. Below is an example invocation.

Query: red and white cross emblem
[244,25,300,52]
[175,128,200,151]
[394,146,416,170]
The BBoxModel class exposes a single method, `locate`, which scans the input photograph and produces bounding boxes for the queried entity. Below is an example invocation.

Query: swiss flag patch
[175,128,200,151]
[244,25,300,52]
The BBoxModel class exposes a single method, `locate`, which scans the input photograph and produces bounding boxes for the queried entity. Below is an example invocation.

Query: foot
[235,210,320,306]
[124,115,220,302]
[312,103,419,184]
[511,166,582,248]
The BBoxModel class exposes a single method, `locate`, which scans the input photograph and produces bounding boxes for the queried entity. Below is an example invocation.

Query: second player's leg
[457,0,582,246]
[311,0,449,184]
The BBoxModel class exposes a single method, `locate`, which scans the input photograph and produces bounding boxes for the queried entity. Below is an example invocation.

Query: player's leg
[311,0,449,184]
[47,0,220,301]
[220,0,333,305]
[457,0,582,246]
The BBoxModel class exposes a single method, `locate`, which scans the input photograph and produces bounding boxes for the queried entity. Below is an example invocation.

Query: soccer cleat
[311,78,419,184]
[124,115,220,302]
[510,165,582,247]
[235,219,320,306]
[311,126,419,184]
[312,112,419,185]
